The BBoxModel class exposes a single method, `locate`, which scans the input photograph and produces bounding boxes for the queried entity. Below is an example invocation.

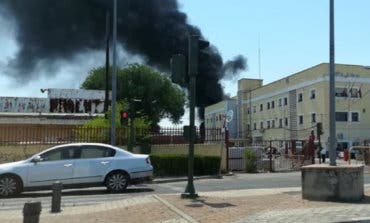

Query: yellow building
[206,63,370,145]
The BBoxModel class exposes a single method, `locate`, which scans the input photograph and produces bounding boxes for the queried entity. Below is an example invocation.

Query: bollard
[23,201,41,223]
[51,181,62,213]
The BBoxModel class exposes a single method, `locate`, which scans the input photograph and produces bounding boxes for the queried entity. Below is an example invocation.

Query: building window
[284,117,288,126]
[299,115,303,125]
[247,124,250,131]
[335,87,348,97]
[279,118,283,128]
[253,106,256,113]
[352,112,359,122]
[310,90,316,99]
[267,102,270,110]
[260,104,263,111]
[272,120,275,128]
[278,98,282,107]
[260,122,264,129]
[350,88,360,98]
[267,120,270,129]
[311,113,316,123]
[298,93,303,102]
[284,97,288,106]
[253,123,257,130]
[336,112,348,122]
[271,101,275,109]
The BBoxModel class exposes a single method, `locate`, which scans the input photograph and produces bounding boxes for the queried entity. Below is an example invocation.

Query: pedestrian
[321,147,327,163]
[308,130,315,164]
[317,144,322,164]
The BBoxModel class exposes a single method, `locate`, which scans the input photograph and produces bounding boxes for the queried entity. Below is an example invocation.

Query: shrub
[245,149,257,173]
[150,154,220,176]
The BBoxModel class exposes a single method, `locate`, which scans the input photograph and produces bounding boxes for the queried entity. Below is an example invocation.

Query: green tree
[81,64,186,127]
[75,102,151,144]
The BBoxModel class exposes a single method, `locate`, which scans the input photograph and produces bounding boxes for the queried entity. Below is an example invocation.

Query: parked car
[0,143,153,196]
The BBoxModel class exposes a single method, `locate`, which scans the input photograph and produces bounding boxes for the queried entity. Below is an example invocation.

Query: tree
[81,64,186,127]
[75,102,151,144]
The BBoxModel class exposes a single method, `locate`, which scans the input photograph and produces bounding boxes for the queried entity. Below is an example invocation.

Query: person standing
[321,146,327,163]
[308,130,315,164]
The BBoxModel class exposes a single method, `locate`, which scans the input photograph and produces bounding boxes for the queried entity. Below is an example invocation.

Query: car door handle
[100,161,109,165]
[64,164,73,167]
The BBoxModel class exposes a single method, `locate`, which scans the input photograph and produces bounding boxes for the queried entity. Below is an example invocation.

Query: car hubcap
[0,177,16,196]
[108,174,126,190]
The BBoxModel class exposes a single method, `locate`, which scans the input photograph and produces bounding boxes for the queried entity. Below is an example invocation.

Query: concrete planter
[301,164,364,201]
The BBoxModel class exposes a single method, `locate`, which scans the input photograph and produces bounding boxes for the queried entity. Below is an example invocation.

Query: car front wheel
[106,172,129,193]
[0,175,21,197]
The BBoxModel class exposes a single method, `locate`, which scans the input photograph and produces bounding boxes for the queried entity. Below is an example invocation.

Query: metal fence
[228,140,311,172]
[0,125,223,145]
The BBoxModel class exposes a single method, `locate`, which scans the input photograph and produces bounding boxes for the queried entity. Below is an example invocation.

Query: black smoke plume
[0,0,247,120]
[222,55,247,80]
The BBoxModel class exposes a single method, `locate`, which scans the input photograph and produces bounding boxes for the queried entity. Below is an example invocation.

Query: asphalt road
[1,171,370,211]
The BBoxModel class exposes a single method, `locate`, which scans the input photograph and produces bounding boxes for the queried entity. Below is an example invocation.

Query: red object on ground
[344,149,349,161]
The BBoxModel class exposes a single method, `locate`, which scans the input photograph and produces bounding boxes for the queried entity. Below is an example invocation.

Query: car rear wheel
[106,172,129,193]
[0,175,21,196]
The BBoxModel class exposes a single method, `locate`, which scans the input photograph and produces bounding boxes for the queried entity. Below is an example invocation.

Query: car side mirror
[31,155,42,163]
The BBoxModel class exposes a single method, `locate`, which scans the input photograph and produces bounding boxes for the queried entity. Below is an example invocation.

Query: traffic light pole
[181,35,199,199]
[182,75,197,198]
[128,103,135,152]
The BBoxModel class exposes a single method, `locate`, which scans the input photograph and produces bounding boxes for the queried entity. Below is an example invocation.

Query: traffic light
[170,54,185,84]
[188,35,209,77]
[120,111,129,126]
[316,122,323,136]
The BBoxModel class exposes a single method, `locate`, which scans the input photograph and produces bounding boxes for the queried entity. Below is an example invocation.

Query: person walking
[321,146,327,163]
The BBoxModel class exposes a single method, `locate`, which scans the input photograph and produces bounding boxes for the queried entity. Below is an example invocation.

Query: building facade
[204,99,238,139]
[206,63,370,145]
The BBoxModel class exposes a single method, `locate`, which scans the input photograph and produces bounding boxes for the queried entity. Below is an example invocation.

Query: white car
[0,143,153,196]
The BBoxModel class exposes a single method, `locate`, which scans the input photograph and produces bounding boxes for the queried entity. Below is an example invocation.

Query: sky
[0,0,369,99]
[178,0,370,96]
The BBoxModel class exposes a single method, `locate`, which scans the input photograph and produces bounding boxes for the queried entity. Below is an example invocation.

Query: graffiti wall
[0,89,110,114]
[0,97,49,113]
[49,98,104,113]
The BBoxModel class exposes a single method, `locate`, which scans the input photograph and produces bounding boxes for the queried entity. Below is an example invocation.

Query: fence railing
[0,125,223,145]
[228,140,313,173]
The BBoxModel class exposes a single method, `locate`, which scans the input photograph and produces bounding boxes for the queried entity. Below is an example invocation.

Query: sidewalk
[2,186,370,223]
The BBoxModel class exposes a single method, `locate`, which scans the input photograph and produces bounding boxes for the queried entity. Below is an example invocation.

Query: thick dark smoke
[0,0,247,120]
[222,55,248,80]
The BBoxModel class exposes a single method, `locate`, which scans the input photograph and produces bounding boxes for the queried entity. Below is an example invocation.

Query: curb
[151,174,227,184]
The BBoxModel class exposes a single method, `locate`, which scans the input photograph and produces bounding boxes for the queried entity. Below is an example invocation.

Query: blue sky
[0,0,369,99]
[179,0,370,96]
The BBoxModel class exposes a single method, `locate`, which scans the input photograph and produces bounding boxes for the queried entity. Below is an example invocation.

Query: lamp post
[329,0,337,166]
[110,0,117,145]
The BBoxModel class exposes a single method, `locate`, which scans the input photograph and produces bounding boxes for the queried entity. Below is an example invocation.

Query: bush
[245,149,257,173]
[150,154,220,176]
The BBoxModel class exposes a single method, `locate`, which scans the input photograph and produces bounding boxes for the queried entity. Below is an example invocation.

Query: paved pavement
[2,182,370,222]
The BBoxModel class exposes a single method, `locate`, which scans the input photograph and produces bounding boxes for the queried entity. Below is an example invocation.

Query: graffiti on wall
[0,97,49,113]
[0,89,108,114]
[49,99,104,113]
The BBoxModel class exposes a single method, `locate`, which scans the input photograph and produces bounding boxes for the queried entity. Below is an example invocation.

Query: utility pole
[104,11,110,113]
[329,0,336,166]
[110,0,117,145]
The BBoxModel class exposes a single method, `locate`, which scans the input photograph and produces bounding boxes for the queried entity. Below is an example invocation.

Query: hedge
[245,149,257,173]
[150,154,220,176]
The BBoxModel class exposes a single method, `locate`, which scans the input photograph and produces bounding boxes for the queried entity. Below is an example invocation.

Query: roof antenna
[258,33,261,79]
